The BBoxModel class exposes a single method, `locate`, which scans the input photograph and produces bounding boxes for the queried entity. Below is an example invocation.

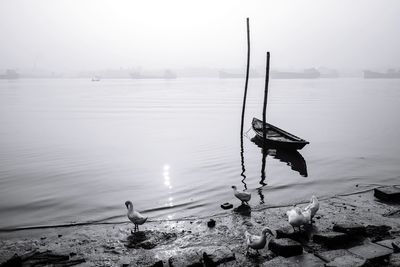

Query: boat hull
[251,118,309,150]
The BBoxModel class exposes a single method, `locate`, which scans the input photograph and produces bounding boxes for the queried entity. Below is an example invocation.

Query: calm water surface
[0,78,400,230]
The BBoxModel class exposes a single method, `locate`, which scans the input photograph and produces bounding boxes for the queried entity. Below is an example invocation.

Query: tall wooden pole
[240,18,251,137]
[262,52,270,141]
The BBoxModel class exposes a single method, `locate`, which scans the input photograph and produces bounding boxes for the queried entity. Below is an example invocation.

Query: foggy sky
[1,0,399,71]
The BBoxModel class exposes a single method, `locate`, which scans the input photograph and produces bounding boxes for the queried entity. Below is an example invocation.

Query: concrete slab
[268,238,303,258]
[275,226,310,241]
[332,223,365,236]
[286,253,325,267]
[376,237,400,250]
[313,232,349,247]
[261,256,294,266]
[374,186,400,202]
[317,249,354,262]
[261,254,325,267]
[365,225,392,241]
[348,242,392,262]
[325,254,366,267]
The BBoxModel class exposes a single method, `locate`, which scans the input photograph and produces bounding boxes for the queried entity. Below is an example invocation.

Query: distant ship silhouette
[0,69,19,79]
[364,69,400,79]
[130,70,177,79]
[219,68,320,79]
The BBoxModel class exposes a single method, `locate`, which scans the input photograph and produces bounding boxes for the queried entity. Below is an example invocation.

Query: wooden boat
[252,117,309,150]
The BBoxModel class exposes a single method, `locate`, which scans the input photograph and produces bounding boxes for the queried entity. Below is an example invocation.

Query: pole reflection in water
[240,136,248,190]
[258,150,267,204]
[250,135,308,204]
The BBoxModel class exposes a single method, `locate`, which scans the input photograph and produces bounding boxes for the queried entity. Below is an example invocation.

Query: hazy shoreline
[1,187,399,266]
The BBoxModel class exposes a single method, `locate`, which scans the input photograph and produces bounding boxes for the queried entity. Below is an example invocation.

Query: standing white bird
[286,206,309,231]
[231,185,251,205]
[125,200,148,233]
[303,195,319,224]
[245,227,275,254]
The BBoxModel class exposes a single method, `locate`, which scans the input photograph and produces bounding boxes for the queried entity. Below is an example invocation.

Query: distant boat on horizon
[364,69,400,79]
[270,68,320,79]
[130,70,177,79]
[218,70,262,79]
[0,69,19,80]
[91,75,101,82]
[219,68,321,79]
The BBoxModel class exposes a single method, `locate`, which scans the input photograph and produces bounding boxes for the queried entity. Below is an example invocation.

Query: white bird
[286,206,309,231]
[303,195,319,223]
[125,200,148,233]
[245,227,275,254]
[231,185,251,205]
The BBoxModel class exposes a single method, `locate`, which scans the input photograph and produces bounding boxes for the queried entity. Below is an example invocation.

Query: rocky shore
[1,186,400,266]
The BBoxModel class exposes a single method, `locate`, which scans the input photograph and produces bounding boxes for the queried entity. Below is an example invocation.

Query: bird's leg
[137,224,139,232]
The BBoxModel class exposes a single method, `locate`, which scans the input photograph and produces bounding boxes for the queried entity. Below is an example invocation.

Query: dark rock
[364,225,392,242]
[125,230,177,249]
[220,203,233,210]
[168,249,203,267]
[393,240,400,253]
[58,234,62,238]
[269,238,303,257]
[383,209,400,218]
[202,246,235,266]
[348,242,392,262]
[325,254,367,267]
[151,260,164,267]
[233,204,251,216]
[313,232,349,247]
[0,254,22,267]
[207,219,216,228]
[276,226,309,241]
[333,223,365,236]
[317,249,354,262]
[374,186,400,202]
